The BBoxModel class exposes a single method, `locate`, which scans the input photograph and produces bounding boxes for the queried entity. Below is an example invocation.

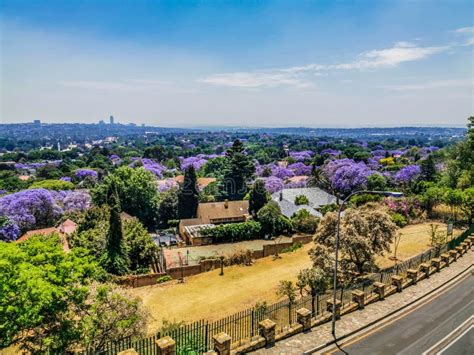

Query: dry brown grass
[131,222,463,333]
[130,243,313,332]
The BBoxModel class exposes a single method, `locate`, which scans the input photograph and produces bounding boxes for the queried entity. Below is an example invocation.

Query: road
[325,272,474,355]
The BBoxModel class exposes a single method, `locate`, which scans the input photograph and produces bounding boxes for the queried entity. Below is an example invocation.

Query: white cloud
[200,42,449,88]
[198,71,311,89]
[377,78,474,91]
[453,27,474,34]
[453,26,474,46]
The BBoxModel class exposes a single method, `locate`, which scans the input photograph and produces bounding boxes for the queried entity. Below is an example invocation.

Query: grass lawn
[131,221,463,333]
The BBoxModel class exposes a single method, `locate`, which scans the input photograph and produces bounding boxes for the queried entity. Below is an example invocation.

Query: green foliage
[221,139,255,200]
[29,179,75,190]
[0,234,103,351]
[349,193,383,207]
[390,213,408,228]
[367,173,387,191]
[291,209,319,234]
[101,194,130,276]
[157,275,173,284]
[92,166,160,228]
[320,203,338,216]
[201,221,262,243]
[281,242,303,253]
[248,179,269,217]
[158,188,179,227]
[419,155,437,182]
[143,145,167,161]
[0,171,29,192]
[178,166,199,219]
[201,156,227,178]
[257,201,284,237]
[294,194,309,205]
[276,280,296,305]
[123,218,159,274]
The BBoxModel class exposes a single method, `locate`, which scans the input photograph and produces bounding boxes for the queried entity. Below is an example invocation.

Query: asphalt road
[327,272,474,355]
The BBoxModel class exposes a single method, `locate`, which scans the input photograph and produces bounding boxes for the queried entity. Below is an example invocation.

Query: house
[16,219,78,252]
[272,187,337,218]
[179,200,249,245]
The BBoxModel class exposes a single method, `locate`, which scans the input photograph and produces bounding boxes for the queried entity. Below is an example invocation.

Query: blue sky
[1,0,473,127]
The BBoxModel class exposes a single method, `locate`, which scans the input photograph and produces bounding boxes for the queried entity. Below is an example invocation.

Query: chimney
[279,192,283,201]
[224,199,229,209]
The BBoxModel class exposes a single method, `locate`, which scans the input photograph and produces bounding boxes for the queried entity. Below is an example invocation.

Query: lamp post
[331,190,403,342]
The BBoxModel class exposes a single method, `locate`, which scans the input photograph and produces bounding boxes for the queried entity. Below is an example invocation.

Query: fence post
[259,319,276,347]
[251,309,255,337]
[155,336,176,355]
[205,321,209,350]
[213,332,231,355]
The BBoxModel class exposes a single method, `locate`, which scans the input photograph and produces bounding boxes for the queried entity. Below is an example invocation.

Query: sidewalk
[251,249,474,354]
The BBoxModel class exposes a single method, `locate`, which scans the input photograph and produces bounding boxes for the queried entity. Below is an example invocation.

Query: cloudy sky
[1,0,473,127]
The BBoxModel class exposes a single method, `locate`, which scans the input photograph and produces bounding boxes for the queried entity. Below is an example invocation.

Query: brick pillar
[373,282,386,300]
[391,275,403,292]
[431,258,441,272]
[259,319,276,347]
[441,253,450,267]
[461,242,469,252]
[351,290,365,309]
[406,269,418,284]
[455,246,464,256]
[326,299,342,319]
[213,332,231,355]
[449,250,458,261]
[156,336,176,355]
[419,263,431,279]
[296,307,312,331]
[118,350,138,355]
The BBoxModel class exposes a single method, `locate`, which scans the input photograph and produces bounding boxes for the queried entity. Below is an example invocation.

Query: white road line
[422,316,473,355]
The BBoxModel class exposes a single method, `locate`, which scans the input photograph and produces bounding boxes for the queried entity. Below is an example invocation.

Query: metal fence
[82,227,471,355]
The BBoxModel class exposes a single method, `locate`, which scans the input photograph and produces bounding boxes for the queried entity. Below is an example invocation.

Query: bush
[281,242,303,253]
[391,213,408,228]
[157,275,173,284]
[320,203,338,216]
[201,221,262,243]
[294,194,309,205]
[291,209,319,234]
[29,179,75,191]
[349,193,383,207]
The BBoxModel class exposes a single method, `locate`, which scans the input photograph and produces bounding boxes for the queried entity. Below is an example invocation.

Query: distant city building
[98,120,105,125]
[109,115,115,125]
[33,119,41,126]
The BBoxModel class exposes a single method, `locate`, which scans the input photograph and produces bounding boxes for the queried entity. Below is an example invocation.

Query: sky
[0,0,473,127]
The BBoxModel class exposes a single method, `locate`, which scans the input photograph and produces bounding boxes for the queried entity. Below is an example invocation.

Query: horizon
[1,1,473,126]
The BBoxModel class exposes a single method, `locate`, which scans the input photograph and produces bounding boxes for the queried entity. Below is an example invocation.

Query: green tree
[257,201,283,237]
[294,194,309,205]
[92,166,160,228]
[222,139,255,200]
[248,179,269,217]
[419,155,437,182]
[0,235,101,352]
[291,209,319,234]
[276,280,297,322]
[29,179,75,191]
[143,145,167,161]
[178,166,199,219]
[101,193,129,276]
[367,173,387,191]
[158,187,179,227]
[123,218,159,273]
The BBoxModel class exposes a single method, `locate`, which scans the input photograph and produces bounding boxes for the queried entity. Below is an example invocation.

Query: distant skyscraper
[33,119,41,126]
[99,120,105,125]
[110,115,115,125]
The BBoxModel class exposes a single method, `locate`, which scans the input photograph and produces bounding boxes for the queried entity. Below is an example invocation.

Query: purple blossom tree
[158,178,178,192]
[75,169,98,180]
[287,162,312,176]
[394,165,421,184]
[262,176,284,194]
[289,150,314,162]
[180,156,208,171]
[323,158,374,195]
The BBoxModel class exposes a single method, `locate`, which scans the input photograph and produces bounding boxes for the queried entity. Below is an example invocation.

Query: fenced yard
[83,226,472,355]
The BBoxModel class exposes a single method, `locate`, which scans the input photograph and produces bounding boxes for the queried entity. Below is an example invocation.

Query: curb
[303,255,473,354]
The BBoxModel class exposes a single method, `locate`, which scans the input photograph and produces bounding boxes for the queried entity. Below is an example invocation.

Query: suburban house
[174,175,217,190]
[179,200,249,245]
[272,187,338,218]
[16,219,78,252]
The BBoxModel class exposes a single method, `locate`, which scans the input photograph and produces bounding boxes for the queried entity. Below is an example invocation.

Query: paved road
[326,273,474,355]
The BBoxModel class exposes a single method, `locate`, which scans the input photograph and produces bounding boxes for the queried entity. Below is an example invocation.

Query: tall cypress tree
[178,166,199,219]
[222,139,255,200]
[420,154,437,182]
[101,190,130,275]
[249,179,269,217]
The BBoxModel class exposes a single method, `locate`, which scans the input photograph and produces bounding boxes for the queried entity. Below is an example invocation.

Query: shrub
[391,213,408,228]
[200,221,262,243]
[294,194,309,205]
[281,242,303,253]
[157,275,173,284]
[350,193,383,207]
[291,209,319,234]
[320,203,338,216]
[29,179,75,191]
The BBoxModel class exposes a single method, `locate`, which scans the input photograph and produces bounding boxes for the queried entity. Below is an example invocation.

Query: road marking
[422,316,473,355]
[319,268,473,354]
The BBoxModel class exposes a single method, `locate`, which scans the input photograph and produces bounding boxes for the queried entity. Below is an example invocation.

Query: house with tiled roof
[179,200,249,245]
[271,187,337,218]
[16,219,78,252]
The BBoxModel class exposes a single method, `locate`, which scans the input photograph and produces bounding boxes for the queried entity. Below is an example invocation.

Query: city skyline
[1,1,473,127]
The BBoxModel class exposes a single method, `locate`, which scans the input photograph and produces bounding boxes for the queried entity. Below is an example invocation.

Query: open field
[131,221,463,333]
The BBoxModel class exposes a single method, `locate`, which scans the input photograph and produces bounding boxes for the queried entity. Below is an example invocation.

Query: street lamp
[331,190,403,343]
